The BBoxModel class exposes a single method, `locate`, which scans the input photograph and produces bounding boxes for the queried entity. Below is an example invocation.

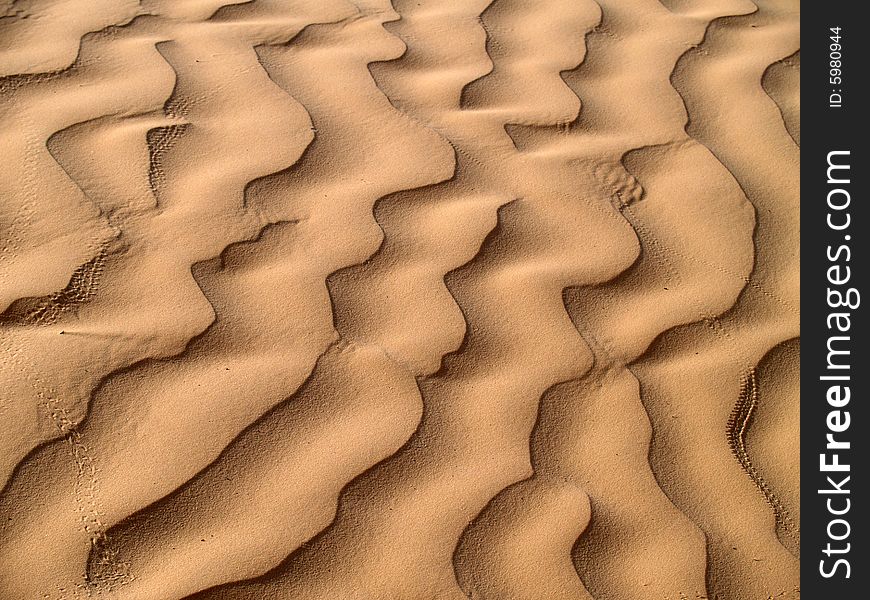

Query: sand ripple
[0,0,799,598]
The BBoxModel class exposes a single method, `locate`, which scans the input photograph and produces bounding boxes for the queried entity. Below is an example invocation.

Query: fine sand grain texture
[0,0,799,598]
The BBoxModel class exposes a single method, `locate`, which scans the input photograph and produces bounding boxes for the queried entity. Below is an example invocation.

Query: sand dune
[0,0,799,598]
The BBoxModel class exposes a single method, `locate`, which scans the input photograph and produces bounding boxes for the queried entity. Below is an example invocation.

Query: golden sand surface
[0,0,799,598]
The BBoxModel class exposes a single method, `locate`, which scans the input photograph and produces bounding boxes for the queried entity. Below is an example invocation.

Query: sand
[0,0,799,598]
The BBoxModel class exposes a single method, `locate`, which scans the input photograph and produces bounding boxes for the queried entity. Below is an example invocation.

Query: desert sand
[0,0,799,598]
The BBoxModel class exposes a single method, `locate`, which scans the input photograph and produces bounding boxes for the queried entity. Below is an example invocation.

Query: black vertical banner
[802,2,867,596]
